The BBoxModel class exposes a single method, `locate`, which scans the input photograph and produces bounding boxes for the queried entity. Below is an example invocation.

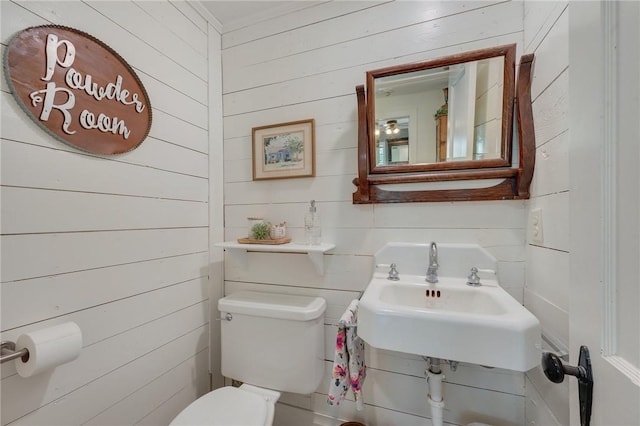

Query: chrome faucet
[426,242,439,283]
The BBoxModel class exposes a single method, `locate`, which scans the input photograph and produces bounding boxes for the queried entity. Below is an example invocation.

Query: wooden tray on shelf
[236,237,291,245]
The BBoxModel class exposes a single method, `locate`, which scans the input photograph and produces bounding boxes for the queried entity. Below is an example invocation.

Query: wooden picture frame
[252,119,315,180]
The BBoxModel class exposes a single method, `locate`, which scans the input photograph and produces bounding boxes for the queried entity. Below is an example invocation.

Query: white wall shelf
[215,242,336,275]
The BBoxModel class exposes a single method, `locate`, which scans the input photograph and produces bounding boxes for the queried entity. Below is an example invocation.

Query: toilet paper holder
[0,341,29,364]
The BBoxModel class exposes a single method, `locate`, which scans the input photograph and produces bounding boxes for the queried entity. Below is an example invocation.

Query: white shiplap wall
[221,2,532,425]
[1,1,219,425]
[523,2,570,425]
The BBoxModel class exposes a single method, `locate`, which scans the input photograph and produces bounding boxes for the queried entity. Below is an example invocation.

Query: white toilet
[170,291,327,426]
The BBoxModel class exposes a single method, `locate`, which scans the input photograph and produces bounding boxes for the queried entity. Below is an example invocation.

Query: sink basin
[358,244,540,371]
[378,278,508,316]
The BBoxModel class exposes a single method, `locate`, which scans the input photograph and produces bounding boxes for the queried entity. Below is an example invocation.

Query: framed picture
[252,119,315,180]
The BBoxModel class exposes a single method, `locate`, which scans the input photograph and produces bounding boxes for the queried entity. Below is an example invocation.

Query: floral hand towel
[327,299,366,410]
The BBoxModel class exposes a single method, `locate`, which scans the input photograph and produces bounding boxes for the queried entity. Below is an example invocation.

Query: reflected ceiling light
[385,120,400,135]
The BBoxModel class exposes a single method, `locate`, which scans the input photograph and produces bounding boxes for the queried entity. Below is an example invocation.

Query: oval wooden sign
[4,26,152,155]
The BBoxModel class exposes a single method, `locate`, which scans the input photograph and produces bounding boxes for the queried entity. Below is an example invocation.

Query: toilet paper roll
[15,322,83,378]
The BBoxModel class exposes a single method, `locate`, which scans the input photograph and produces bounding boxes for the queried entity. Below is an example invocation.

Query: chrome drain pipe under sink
[425,357,445,426]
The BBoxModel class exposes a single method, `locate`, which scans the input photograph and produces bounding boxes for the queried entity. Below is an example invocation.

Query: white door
[569,1,640,425]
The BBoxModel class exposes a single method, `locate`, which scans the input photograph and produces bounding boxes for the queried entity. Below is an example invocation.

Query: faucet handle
[467,267,481,286]
[388,263,400,281]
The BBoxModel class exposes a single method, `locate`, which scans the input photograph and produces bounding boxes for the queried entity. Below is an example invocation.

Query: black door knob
[541,345,593,426]
[542,351,586,383]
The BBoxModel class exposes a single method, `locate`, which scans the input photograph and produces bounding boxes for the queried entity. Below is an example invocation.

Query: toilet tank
[218,291,326,395]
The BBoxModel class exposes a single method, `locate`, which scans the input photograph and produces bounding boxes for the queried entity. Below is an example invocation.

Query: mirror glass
[367,45,515,173]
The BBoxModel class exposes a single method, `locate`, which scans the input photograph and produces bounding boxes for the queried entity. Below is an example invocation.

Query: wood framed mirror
[352,45,536,203]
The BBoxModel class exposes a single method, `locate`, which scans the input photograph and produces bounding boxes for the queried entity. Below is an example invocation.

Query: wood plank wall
[523,2,570,425]
[0,1,217,425]
[220,2,533,425]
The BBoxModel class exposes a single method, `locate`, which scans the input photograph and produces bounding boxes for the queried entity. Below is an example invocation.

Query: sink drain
[425,289,441,298]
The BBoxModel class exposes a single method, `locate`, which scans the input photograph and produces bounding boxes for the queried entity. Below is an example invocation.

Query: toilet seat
[170,386,272,426]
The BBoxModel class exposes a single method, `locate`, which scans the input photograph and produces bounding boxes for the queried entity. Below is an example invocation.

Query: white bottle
[304,200,321,245]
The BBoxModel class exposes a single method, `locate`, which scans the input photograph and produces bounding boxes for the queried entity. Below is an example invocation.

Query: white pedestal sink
[358,243,541,372]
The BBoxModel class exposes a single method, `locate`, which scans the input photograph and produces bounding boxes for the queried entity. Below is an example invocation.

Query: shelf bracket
[224,247,248,270]
[307,250,325,275]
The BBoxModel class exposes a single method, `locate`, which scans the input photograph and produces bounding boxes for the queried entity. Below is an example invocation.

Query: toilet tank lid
[218,291,326,321]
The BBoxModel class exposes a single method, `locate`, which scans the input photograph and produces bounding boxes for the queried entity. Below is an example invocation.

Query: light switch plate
[530,208,544,245]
